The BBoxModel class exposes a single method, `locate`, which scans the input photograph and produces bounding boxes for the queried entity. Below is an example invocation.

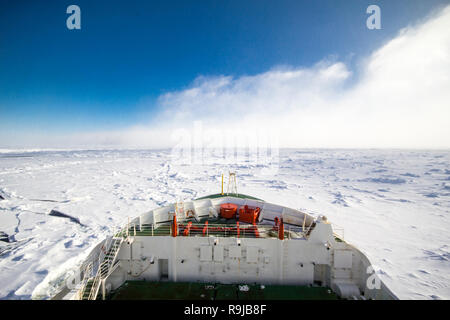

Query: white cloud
[4,5,450,149]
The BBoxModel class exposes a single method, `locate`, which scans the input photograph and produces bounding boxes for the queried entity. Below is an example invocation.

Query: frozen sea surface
[0,149,449,299]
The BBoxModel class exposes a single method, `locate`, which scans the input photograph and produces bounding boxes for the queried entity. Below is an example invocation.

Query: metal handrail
[126,222,308,239]
[87,237,123,300]
[77,262,93,300]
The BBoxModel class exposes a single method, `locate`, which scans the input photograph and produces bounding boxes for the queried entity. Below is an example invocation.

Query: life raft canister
[220,203,238,219]
[238,205,261,224]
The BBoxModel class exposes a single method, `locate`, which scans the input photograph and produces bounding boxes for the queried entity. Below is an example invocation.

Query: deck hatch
[200,245,213,262]
[333,250,353,269]
[246,247,259,263]
[229,246,241,259]
[214,246,224,262]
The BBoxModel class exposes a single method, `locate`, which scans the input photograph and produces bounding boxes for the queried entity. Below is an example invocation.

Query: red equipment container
[238,205,261,224]
[220,203,238,219]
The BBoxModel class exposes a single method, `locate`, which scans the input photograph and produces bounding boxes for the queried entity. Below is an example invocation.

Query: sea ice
[0,148,448,299]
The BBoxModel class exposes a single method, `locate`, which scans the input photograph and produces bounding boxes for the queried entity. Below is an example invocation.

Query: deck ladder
[86,237,123,300]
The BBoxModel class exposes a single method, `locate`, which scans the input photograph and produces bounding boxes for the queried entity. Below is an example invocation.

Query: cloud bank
[5,5,450,149]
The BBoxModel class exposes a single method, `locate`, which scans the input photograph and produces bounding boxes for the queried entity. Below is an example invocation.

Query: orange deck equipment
[238,205,261,224]
[220,203,238,219]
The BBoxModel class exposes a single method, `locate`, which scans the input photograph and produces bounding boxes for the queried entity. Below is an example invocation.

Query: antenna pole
[227,172,238,196]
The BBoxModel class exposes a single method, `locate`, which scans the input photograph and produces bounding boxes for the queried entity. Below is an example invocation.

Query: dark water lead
[0,231,9,243]
[49,209,86,227]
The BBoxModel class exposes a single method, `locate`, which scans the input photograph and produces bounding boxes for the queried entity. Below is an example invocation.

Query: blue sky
[1,0,450,147]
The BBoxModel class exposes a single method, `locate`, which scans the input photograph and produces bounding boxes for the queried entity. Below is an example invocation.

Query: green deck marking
[245,284,339,300]
[214,284,238,300]
[108,281,339,300]
[195,193,263,201]
[110,281,216,300]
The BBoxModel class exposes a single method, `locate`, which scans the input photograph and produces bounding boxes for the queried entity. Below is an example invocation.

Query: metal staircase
[84,237,123,300]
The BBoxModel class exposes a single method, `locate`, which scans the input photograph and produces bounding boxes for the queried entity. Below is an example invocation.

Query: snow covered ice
[0,148,449,300]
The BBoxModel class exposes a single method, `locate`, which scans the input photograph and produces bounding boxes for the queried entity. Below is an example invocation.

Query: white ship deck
[55,193,397,301]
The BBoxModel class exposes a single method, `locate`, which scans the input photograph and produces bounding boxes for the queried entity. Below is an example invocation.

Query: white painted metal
[56,196,397,300]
